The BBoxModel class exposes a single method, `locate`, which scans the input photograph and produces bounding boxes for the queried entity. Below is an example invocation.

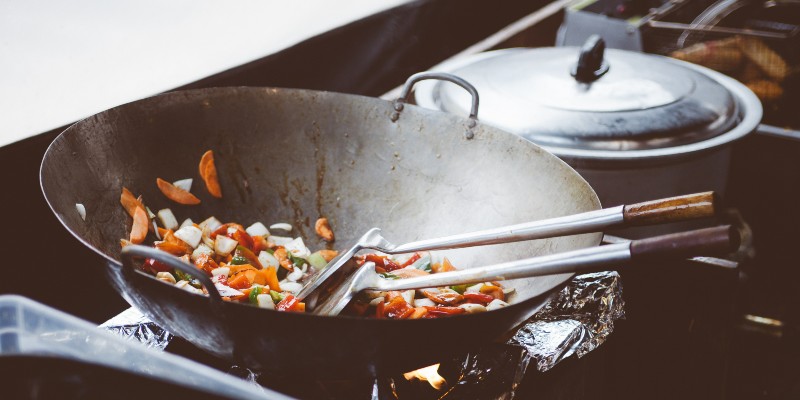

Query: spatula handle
[390,192,718,254]
[378,225,738,292]
[623,191,716,226]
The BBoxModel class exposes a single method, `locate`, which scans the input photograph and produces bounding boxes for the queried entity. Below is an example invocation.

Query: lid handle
[571,35,610,83]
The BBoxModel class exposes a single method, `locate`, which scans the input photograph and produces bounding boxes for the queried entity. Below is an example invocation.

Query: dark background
[2,0,799,398]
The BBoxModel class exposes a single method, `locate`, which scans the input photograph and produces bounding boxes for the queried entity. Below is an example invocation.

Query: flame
[403,363,447,390]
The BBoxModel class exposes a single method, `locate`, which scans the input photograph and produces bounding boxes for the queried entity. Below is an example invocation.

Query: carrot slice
[120,187,145,218]
[130,206,149,244]
[156,178,201,205]
[199,150,222,198]
[257,266,281,292]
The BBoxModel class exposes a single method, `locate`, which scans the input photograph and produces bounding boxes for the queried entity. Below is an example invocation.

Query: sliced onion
[401,290,415,305]
[279,282,303,294]
[172,178,193,192]
[246,222,270,237]
[211,266,230,278]
[269,235,294,246]
[465,284,483,294]
[486,299,509,311]
[214,283,243,298]
[258,251,280,269]
[157,208,179,231]
[179,218,194,229]
[283,237,310,258]
[269,223,292,232]
[214,235,238,256]
[192,243,214,262]
[156,272,176,285]
[286,267,304,282]
[458,303,487,314]
[174,225,202,248]
[75,203,86,221]
[413,298,436,308]
[256,294,276,309]
[199,216,222,231]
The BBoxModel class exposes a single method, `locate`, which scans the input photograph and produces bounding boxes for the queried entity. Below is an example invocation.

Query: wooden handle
[630,225,739,262]
[623,192,717,226]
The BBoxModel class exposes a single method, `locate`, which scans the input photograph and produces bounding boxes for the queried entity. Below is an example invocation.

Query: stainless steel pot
[413,36,762,225]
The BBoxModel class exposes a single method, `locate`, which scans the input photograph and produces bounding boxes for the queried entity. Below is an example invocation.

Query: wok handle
[623,191,717,226]
[388,192,717,254]
[396,72,480,120]
[378,225,739,292]
[120,245,223,302]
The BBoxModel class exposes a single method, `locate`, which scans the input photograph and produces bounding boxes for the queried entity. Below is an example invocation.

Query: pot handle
[393,72,480,138]
[120,244,224,303]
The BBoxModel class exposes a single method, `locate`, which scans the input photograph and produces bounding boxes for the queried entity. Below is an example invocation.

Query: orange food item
[228,264,256,276]
[315,217,335,242]
[431,257,457,273]
[273,247,294,271]
[155,241,190,256]
[156,178,201,205]
[227,273,251,290]
[319,249,339,262]
[257,266,281,292]
[129,206,149,244]
[120,187,145,218]
[199,150,222,198]
[480,284,504,301]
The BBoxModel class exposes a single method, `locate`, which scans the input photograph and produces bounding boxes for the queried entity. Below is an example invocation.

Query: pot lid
[417,36,742,152]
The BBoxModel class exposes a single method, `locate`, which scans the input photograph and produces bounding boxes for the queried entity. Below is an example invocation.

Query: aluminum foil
[98,307,173,351]
[509,270,625,372]
[387,271,625,399]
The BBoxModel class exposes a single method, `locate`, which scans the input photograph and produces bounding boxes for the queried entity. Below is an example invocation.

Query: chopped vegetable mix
[119,149,510,318]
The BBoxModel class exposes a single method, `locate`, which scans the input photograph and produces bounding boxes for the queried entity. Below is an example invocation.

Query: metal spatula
[313,225,738,316]
[298,192,717,305]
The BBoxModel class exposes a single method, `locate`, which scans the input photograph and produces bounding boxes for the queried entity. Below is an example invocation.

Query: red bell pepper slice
[463,292,494,305]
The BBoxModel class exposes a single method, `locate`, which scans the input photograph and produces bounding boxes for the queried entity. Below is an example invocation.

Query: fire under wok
[40,75,603,378]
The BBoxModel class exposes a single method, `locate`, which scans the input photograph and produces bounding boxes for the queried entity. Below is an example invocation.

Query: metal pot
[413,36,762,226]
[40,76,602,378]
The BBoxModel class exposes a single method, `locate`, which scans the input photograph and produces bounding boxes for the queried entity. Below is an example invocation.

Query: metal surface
[40,86,601,378]
[414,47,762,164]
[315,243,632,316]
[298,206,623,301]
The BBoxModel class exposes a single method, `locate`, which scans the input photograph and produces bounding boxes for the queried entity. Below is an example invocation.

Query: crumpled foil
[98,307,173,351]
[509,270,625,372]
[387,271,625,399]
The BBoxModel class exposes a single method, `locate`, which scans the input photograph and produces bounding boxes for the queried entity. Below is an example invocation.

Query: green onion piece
[307,251,328,270]
[249,286,262,304]
[379,273,400,280]
[450,284,468,294]
[288,253,307,267]
[269,290,284,303]
[173,269,193,282]
[230,255,249,265]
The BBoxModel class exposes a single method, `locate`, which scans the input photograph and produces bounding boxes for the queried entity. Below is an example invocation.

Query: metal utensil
[314,225,739,315]
[298,191,716,305]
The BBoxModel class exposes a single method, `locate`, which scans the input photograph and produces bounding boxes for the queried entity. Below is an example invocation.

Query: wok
[40,74,601,378]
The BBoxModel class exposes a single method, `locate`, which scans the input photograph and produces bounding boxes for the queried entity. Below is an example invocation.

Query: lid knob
[571,35,610,83]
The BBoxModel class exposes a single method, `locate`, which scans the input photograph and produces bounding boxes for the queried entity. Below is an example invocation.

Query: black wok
[40,76,601,378]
